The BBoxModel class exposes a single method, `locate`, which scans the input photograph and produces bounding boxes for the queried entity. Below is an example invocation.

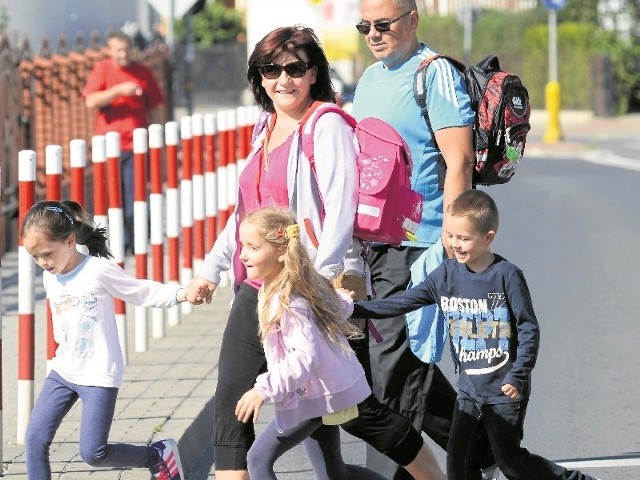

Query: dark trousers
[448,391,597,480]
[213,284,266,470]
[341,331,424,467]
[365,244,457,479]
[121,150,135,252]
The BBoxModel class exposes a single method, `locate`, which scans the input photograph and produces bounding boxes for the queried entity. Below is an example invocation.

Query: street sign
[147,0,199,19]
[542,0,568,10]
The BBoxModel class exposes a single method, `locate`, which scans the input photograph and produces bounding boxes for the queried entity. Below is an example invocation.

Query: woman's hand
[235,387,265,424]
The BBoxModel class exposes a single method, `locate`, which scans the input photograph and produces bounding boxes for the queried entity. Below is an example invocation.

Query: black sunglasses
[356,11,412,35]
[258,61,311,79]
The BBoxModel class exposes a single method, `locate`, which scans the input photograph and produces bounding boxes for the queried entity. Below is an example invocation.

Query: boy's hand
[235,387,265,424]
[501,383,521,400]
[336,287,356,299]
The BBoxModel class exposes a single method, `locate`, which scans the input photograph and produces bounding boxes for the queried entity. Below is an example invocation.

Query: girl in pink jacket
[234,207,381,480]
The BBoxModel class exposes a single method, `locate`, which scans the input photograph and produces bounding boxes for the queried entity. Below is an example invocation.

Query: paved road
[192,148,640,480]
[471,154,640,480]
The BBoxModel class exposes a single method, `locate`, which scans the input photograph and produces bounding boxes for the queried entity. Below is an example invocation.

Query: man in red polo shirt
[84,31,164,254]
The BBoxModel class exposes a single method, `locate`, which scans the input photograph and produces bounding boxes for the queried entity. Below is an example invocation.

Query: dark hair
[21,200,113,259]
[447,190,499,234]
[247,26,336,111]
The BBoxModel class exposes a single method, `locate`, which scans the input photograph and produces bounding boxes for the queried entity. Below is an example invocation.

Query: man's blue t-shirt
[351,44,475,247]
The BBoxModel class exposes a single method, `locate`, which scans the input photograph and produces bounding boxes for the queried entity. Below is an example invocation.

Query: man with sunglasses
[351,1,498,479]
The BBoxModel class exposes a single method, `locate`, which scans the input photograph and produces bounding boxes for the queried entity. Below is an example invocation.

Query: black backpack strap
[413,54,465,189]
[413,54,465,129]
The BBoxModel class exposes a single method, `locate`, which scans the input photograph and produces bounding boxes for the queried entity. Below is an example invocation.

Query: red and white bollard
[91,136,108,229]
[180,117,194,315]
[216,113,230,288]
[165,121,181,326]
[105,131,128,365]
[192,114,206,276]
[45,145,62,370]
[236,105,251,174]
[17,150,36,444]
[148,124,166,338]
[216,112,230,234]
[224,109,238,219]
[70,139,87,205]
[133,128,149,352]
[204,113,218,252]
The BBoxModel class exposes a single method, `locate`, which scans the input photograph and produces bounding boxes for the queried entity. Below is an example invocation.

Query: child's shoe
[149,438,185,480]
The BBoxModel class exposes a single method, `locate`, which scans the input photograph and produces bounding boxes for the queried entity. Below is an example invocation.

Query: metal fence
[0,31,171,256]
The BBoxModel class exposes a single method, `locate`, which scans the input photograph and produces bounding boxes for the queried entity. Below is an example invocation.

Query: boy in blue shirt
[350,190,597,480]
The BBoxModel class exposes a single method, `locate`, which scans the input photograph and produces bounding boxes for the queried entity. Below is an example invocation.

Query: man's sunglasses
[258,61,311,79]
[355,11,412,35]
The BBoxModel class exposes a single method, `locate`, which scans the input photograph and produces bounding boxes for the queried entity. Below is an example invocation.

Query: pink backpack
[300,102,423,246]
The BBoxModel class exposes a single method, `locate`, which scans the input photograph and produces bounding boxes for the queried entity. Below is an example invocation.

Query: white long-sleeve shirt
[43,255,181,388]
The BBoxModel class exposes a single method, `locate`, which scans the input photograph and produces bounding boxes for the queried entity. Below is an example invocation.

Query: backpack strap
[413,54,466,131]
[291,101,357,248]
[299,101,357,174]
[300,103,384,344]
[413,54,466,189]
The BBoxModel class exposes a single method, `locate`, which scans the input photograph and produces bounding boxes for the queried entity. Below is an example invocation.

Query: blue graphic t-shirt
[352,255,540,404]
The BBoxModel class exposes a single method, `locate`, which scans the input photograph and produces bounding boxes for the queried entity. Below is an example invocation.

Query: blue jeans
[448,390,596,480]
[25,371,156,480]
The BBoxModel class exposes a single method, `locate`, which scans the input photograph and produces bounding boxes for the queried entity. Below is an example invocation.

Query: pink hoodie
[255,291,370,431]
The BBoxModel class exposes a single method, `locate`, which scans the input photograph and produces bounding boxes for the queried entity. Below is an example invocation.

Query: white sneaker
[481,464,501,480]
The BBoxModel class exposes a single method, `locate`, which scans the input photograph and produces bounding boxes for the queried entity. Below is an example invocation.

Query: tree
[558,0,599,25]
[175,1,244,47]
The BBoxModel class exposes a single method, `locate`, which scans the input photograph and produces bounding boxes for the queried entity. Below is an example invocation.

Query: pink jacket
[255,291,370,430]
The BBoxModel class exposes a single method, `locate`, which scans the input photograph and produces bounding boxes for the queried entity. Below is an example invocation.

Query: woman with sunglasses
[185,25,444,480]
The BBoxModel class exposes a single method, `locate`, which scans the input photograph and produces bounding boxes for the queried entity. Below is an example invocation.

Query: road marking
[582,151,640,172]
[526,149,640,172]
[558,457,640,469]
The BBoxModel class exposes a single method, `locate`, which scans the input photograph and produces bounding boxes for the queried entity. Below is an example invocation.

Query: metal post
[544,9,563,143]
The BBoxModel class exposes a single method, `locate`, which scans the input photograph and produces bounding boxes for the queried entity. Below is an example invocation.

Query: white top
[43,255,180,388]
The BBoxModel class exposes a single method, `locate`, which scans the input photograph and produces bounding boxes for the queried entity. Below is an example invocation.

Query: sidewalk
[1,252,230,479]
[526,109,640,157]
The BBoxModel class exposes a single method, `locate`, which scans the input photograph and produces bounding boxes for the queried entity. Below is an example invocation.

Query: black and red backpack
[414,54,531,186]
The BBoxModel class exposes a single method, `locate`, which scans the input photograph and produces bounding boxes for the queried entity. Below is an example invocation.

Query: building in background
[0,0,160,47]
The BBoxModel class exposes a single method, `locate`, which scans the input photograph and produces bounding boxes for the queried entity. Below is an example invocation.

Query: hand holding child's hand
[336,287,355,299]
[501,383,521,400]
[185,275,217,304]
[235,388,265,424]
